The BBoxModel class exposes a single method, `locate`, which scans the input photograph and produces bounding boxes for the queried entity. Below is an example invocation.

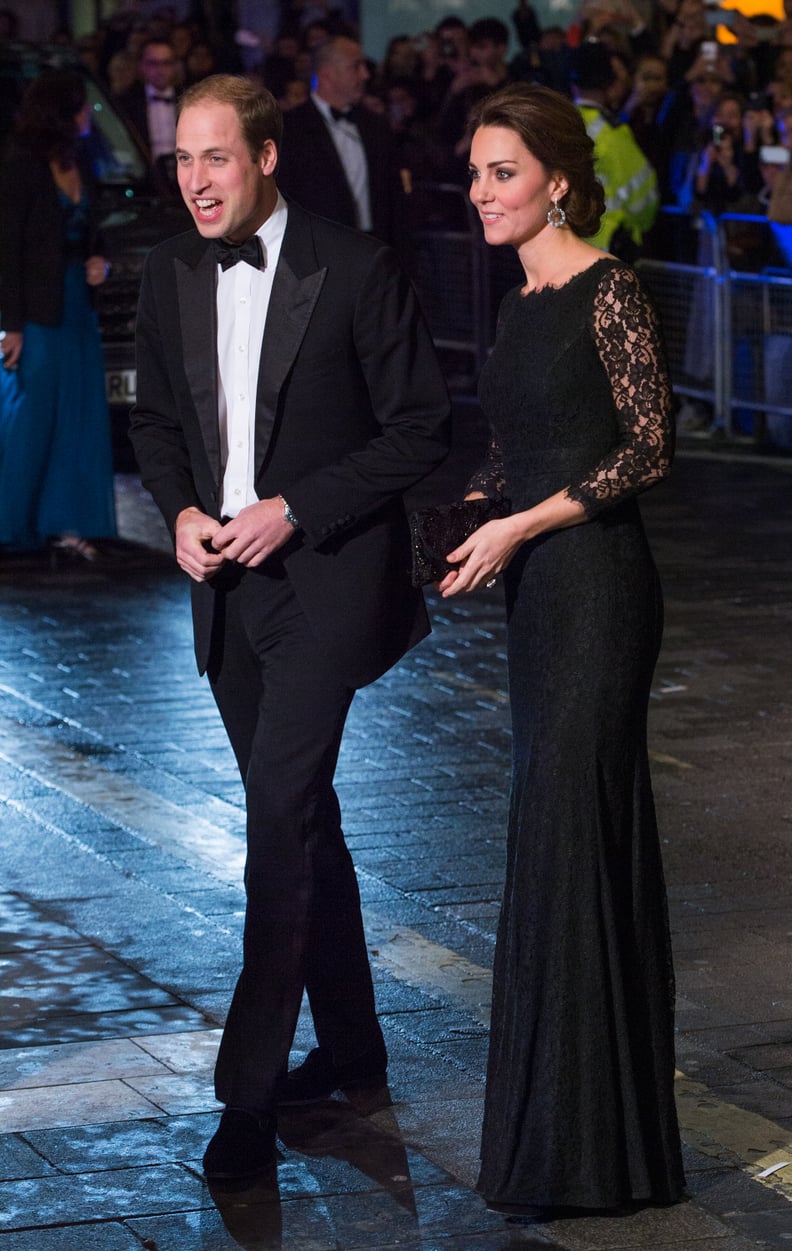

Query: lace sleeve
[466,430,506,498]
[565,265,674,518]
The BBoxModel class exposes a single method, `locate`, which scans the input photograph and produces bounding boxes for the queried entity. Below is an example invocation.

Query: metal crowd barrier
[407,181,521,390]
[638,208,792,448]
[407,188,792,451]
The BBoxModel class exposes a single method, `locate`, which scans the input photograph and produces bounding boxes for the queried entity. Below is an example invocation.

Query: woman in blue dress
[0,69,116,558]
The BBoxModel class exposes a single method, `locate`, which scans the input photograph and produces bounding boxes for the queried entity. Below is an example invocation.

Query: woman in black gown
[439,84,685,1214]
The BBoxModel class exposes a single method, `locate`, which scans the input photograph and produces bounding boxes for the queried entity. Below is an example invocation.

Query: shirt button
[236,440,244,449]
[238,344,245,352]
[239,393,246,401]
[234,488,242,496]
[240,297,247,304]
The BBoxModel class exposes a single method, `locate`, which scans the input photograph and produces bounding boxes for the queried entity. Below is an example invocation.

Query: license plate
[105,368,137,405]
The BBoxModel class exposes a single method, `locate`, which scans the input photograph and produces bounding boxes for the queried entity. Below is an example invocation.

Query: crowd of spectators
[5,0,792,255]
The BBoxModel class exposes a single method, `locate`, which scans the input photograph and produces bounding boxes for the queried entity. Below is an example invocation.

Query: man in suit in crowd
[277,35,403,244]
[129,74,449,1183]
[115,37,179,187]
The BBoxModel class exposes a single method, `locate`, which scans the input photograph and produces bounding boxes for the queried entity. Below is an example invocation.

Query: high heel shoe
[51,536,98,563]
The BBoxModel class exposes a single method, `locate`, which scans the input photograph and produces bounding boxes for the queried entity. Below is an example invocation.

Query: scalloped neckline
[518,254,615,299]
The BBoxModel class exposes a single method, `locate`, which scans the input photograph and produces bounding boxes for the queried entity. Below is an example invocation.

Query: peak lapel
[254,255,326,480]
[175,245,221,485]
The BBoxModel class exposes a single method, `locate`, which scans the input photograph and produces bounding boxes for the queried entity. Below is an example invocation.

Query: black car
[0,42,188,466]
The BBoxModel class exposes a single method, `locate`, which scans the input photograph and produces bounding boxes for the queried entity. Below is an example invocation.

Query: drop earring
[547,197,566,228]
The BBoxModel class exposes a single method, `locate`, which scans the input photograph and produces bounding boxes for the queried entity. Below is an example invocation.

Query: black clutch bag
[408,496,511,587]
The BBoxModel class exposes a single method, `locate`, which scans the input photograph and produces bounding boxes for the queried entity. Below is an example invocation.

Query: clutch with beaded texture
[408,496,511,587]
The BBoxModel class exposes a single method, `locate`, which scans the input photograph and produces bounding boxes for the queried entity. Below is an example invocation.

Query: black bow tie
[330,106,358,123]
[149,93,175,104]
[213,235,265,272]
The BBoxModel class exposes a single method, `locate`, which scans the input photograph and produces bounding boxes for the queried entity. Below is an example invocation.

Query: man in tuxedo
[115,37,179,186]
[129,75,449,1183]
[277,35,403,244]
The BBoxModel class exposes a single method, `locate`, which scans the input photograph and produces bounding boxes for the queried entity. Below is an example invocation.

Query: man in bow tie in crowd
[129,75,449,1183]
[115,37,180,189]
[277,36,404,245]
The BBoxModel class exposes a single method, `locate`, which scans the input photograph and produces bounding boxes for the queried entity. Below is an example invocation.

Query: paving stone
[0,1163,208,1230]
[124,1070,222,1116]
[543,1202,754,1249]
[22,1114,213,1173]
[0,1004,211,1049]
[0,894,86,953]
[127,1203,341,1251]
[0,944,178,1024]
[0,1079,163,1134]
[727,1209,792,1245]
[0,1223,143,1249]
[727,1043,792,1073]
[706,1078,792,1121]
[0,1133,57,1180]
[0,1037,176,1090]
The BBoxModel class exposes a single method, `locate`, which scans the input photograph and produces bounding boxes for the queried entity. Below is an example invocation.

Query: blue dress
[0,189,116,549]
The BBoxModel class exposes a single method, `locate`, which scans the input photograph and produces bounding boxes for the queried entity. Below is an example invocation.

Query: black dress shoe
[202,1108,278,1182]
[277,1044,387,1106]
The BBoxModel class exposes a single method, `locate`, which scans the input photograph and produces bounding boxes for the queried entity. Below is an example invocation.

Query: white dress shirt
[312,91,372,232]
[216,194,288,518]
[145,84,177,158]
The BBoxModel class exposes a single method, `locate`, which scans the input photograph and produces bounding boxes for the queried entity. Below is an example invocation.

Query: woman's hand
[0,331,23,369]
[85,255,110,287]
[438,514,525,597]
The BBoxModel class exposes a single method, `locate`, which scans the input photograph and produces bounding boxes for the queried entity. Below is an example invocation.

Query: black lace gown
[472,257,685,1210]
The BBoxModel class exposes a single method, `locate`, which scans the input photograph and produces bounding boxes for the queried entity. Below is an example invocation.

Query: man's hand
[211,497,294,567]
[175,506,226,582]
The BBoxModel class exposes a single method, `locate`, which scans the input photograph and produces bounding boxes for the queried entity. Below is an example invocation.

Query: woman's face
[468,125,567,250]
[74,101,92,138]
[690,73,722,115]
[715,97,742,137]
[634,57,668,104]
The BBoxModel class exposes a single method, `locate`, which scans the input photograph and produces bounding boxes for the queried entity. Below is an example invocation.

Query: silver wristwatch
[279,494,300,529]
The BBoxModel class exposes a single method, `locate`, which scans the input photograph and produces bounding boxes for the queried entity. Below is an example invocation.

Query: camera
[712,123,725,146]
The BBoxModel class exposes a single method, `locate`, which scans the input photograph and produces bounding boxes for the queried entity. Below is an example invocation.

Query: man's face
[438,24,468,63]
[176,101,277,243]
[323,40,369,109]
[140,42,177,92]
[469,38,504,71]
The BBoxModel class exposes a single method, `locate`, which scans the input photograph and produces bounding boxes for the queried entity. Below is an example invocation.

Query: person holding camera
[694,91,762,212]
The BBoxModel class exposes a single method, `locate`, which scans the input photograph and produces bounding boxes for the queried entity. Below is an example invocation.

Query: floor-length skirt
[477,511,685,1210]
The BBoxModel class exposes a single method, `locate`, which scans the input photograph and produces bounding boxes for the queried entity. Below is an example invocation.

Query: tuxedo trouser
[206,561,385,1111]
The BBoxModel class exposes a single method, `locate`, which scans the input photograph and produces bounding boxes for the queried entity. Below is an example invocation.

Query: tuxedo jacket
[129,201,450,688]
[278,99,404,246]
[115,82,178,163]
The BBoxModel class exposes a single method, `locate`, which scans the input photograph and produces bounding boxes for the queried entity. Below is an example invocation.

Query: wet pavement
[1,412,791,1249]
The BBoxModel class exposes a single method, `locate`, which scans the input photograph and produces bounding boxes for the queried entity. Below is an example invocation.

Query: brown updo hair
[469,83,605,239]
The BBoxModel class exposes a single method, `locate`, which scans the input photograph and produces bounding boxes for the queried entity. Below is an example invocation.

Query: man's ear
[260,139,278,176]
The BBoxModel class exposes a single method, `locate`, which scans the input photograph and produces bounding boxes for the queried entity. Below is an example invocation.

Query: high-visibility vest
[578,105,659,250]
